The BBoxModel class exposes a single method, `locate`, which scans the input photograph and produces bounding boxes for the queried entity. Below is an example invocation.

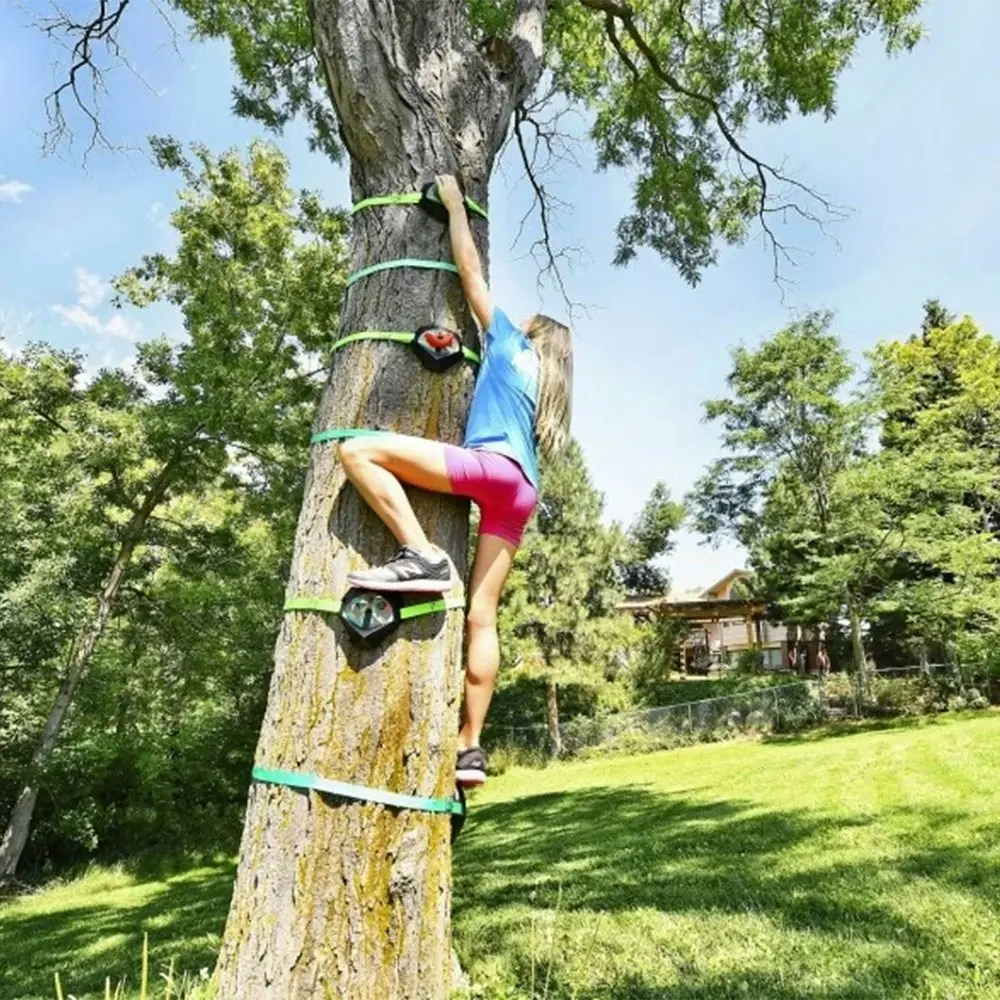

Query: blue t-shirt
[464,307,540,487]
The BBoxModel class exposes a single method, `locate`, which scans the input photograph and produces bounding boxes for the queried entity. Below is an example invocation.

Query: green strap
[310,427,389,445]
[331,330,480,365]
[463,196,488,219]
[252,765,464,815]
[352,191,488,220]
[333,330,414,350]
[400,595,466,619]
[346,259,460,288]
[352,193,422,213]
[284,594,465,619]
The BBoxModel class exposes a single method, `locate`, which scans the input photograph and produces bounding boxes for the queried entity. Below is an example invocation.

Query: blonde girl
[339,174,573,786]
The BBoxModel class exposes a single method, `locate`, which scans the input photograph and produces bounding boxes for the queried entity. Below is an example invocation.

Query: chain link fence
[824,662,995,719]
[491,681,824,761]
[490,662,997,764]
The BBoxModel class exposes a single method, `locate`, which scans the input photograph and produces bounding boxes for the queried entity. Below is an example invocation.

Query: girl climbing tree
[22,1,924,996]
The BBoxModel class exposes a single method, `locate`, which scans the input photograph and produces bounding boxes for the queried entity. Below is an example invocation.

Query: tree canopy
[34,0,923,284]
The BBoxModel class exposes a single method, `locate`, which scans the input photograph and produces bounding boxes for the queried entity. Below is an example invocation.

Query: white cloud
[147,201,168,227]
[52,303,103,333]
[75,267,107,309]
[50,267,140,343]
[52,303,140,342]
[0,307,34,341]
[101,313,140,342]
[0,177,32,203]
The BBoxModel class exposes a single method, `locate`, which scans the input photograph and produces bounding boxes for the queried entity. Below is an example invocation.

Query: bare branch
[514,105,568,301]
[19,0,131,157]
[511,101,591,319]
[16,0,176,161]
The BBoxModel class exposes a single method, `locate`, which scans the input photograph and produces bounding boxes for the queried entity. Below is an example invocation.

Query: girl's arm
[436,175,494,330]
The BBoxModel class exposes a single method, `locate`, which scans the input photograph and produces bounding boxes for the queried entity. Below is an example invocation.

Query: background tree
[1,477,292,870]
[618,481,685,596]
[864,310,1000,664]
[24,0,926,994]
[692,306,1000,684]
[0,140,347,879]
[688,312,876,671]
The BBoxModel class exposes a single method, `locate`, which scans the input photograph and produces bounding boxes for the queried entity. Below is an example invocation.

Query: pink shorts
[444,446,538,546]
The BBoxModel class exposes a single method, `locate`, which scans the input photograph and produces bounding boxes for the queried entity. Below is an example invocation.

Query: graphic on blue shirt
[463,307,540,488]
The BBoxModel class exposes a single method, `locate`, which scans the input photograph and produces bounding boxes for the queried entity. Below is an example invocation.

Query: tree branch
[18,0,177,160]
[0,383,71,434]
[578,0,847,287]
[510,0,549,99]
[18,0,131,157]
[511,101,586,314]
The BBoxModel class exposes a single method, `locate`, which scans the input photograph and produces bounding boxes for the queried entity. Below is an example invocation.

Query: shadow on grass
[0,856,235,1000]
[769,708,1000,747]
[764,713,947,745]
[454,784,997,999]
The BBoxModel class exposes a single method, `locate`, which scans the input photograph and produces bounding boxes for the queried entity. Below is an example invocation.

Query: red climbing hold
[412,325,466,372]
[422,328,456,351]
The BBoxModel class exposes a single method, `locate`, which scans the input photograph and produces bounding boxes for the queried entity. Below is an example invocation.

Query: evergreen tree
[500,440,632,754]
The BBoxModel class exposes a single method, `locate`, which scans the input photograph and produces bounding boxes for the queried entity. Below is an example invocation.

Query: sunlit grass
[0,858,233,999]
[454,711,1000,999]
[2,713,998,998]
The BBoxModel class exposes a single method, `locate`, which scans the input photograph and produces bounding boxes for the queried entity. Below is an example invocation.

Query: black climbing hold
[418,181,451,223]
[412,324,465,372]
[339,588,401,647]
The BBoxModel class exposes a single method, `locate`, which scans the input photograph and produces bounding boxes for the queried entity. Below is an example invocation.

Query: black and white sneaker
[456,747,487,788]
[346,545,451,593]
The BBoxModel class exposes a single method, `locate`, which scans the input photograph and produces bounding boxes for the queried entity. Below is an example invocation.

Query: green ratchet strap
[352,191,488,220]
[310,427,389,445]
[284,594,465,619]
[346,259,459,288]
[252,765,464,815]
[331,330,480,365]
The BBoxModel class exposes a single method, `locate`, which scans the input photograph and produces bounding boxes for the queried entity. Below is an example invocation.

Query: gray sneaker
[456,747,487,787]
[347,545,451,593]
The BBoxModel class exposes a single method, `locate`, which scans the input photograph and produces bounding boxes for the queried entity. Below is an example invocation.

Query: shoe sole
[456,768,486,787]
[346,576,451,594]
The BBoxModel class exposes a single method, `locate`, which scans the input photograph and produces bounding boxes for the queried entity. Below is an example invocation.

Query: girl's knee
[339,437,371,469]
[467,601,498,631]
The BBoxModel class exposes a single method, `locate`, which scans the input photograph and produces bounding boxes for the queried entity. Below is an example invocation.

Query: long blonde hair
[524,314,573,461]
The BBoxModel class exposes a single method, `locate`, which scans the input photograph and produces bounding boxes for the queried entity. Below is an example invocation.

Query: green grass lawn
[2,712,999,999]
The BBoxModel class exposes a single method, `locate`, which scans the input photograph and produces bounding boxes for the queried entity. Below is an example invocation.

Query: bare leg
[339,434,452,553]
[459,533,517,750]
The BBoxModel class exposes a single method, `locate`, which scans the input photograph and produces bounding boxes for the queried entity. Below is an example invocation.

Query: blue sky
[2,1,999,589]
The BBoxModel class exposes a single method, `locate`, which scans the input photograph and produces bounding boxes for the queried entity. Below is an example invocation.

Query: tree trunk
[213,4,545,997]
[0,459,180,879]
[919,645,932,681]
[847,601,870,700]
[546,678,562,758]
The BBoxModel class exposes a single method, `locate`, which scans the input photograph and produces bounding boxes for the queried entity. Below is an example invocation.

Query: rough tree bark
[213,3,545,997]
[0,454,183,878]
